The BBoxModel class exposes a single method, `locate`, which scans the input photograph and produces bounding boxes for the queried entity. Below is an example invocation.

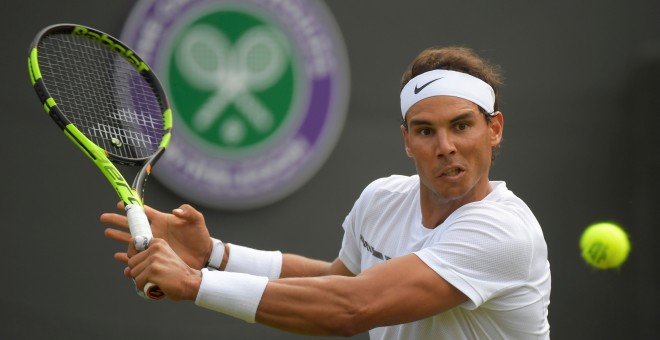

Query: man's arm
[108,203,467,335]
[280,254,355,278]
[256,254,468,337]
[104,203,349,279]
[214,244,352,278]
[127,239,467,336]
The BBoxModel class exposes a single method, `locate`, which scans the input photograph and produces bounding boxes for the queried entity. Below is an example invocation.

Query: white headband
[400,69,495,118]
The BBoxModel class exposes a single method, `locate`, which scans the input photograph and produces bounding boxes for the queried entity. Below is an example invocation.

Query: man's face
[402,96,503,205]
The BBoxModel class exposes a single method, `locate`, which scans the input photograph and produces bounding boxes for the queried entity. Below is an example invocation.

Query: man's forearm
[256,275,367,337]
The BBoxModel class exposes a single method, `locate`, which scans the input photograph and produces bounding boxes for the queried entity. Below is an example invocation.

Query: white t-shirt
[339,175,551,339]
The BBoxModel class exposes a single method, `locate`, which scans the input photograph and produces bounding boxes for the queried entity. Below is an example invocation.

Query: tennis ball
[580,222,630,269]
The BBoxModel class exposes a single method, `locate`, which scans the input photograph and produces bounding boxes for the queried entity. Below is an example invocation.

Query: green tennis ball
[580,222,630,269]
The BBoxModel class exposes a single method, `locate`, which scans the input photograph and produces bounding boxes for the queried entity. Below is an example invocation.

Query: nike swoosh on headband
[414,77,443,94]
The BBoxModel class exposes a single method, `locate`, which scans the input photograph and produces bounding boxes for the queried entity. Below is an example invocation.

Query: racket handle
[144,282,165,300]
[125,204,165,300]
[125,204,153,251]
[134,281,165,300]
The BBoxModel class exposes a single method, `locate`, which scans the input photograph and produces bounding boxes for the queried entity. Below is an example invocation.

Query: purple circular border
[121,0,349,209]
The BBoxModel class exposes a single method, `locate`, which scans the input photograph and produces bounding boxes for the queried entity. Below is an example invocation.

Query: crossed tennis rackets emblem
[176,25,289,145]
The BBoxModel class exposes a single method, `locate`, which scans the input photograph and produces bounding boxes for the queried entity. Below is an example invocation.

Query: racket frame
[28,24,173,300]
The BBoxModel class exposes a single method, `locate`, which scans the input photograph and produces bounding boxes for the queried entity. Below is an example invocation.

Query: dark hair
[400,46,503,159]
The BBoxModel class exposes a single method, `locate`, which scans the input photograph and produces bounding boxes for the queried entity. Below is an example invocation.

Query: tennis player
[103,46,551,339]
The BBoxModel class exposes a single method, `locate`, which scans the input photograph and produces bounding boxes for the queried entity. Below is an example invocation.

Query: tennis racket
[27,24,172,300]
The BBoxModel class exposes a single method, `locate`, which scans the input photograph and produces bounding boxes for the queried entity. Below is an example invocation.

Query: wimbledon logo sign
[121,0,350,209]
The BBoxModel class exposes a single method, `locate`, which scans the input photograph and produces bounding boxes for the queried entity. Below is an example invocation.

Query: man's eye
[456,123,469,131]
[419,128,432,136]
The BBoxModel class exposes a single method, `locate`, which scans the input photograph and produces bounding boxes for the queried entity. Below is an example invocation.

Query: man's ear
[489,112,504,146]
[401,124,412,157]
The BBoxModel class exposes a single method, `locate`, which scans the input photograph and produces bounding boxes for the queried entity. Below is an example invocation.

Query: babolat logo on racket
[122,0,350,209]
[72,26,150,72]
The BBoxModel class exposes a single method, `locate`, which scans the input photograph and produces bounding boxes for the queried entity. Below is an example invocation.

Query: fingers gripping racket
[27,24,172,300]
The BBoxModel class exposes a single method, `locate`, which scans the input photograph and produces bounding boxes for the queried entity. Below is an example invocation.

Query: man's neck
[418,180,492,229]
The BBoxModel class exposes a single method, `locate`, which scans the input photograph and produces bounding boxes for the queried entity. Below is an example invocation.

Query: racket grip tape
[125,204,153,251]
[125,204,165,300]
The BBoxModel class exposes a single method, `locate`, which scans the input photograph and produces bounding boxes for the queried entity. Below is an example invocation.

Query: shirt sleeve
[414,203,534,309]
[338,179,381,275]
[338,209,361,275]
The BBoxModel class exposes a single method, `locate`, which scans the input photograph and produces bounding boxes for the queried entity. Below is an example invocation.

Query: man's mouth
[442,167,463,176]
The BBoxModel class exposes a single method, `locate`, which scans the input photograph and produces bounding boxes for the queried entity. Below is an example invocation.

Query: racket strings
[38,33,165,161]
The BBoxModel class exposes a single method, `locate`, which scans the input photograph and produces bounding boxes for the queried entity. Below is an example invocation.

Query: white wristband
[207,238,225,270]
[225,244,282,280]
[195,268,268,323]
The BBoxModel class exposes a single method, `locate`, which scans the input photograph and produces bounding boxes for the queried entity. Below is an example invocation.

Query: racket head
[28,24,173,166]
